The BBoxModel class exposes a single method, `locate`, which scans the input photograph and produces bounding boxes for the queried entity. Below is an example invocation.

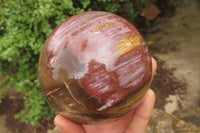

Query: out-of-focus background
[0,0,200,132]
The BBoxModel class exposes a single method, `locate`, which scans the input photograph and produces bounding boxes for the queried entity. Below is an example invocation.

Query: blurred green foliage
[0,0,146,126]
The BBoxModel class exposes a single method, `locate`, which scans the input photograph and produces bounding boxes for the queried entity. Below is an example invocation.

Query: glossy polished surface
[39,11,152,124]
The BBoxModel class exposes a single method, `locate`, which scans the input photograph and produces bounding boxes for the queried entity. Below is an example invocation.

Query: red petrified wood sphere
[39,11,152,124]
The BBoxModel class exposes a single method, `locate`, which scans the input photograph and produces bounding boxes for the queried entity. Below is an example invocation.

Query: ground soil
[0,90,55,133]
[145,0,200,126]
[0,0,200,132]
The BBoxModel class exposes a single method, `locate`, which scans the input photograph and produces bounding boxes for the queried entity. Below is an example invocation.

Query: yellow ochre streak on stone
[116,35,141,55]
[93,21,117,32]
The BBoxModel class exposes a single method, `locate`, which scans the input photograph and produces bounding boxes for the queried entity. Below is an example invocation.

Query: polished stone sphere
[39,11,152,124]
